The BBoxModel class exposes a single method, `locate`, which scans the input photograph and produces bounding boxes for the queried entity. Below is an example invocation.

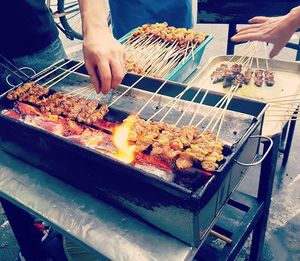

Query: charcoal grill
[0,59,272,247]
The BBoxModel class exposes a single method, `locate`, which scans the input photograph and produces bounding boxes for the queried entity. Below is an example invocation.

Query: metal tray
[0,61,269,246]
[119,29,213,83]
[190,55,300,136]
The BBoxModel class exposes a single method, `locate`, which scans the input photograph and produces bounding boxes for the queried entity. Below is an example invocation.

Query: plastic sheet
[0,150,193,261]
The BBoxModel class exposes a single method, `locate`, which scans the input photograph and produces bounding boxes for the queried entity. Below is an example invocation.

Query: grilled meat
[7,82,49,102]
[254,69,264,87]
[131,22,206,49]
[211,63,228,83]
[7,82,110,125]
[264,70,274,86]
[232,73,245,87]
[243,68,253,85]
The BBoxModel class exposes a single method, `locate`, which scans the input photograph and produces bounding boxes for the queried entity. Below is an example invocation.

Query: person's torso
[109,0,193,39]
[0,0,59,58]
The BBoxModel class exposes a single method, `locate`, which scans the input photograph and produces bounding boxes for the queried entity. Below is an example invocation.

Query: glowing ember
[112,117,136,164]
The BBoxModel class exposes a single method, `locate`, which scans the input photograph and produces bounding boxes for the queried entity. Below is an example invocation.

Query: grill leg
[227,24,236,55]
[249,134,280,261]
[1,198,46,261]
[282,107,299,166]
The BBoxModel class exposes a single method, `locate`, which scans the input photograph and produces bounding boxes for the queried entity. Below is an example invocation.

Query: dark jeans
[0,37,67,93]
[0,37,67,260]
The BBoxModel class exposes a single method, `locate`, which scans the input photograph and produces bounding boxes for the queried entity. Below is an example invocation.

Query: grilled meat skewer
[254,69,264,87]
[264,70,274,86]
[124,115,224,172]
[7,82,49,102]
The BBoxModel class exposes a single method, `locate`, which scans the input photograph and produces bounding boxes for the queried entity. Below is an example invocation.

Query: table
[0,132,280,261]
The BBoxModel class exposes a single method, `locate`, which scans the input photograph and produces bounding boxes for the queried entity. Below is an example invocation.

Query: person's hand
[83,28,126,94]
[231,9,300,58]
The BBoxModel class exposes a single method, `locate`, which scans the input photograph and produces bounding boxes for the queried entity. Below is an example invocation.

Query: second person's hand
[231,6,300,58]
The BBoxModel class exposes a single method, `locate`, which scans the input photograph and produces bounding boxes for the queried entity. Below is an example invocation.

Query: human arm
[79,0,126,94]
[231,6,300,58]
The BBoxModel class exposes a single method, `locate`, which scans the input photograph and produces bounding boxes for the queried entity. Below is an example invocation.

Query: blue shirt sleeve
[108,0,193,39]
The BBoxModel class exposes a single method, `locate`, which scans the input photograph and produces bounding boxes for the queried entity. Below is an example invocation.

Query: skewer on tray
[210,42,275,89]
[124,22,207,78]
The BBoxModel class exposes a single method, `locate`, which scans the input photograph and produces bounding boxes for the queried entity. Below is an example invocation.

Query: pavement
[1,23,300,261]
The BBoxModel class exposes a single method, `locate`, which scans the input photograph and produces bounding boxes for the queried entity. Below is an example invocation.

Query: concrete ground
[1,22,300,260]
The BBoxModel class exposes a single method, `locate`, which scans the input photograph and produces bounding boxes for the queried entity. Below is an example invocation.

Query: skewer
[152,64,209,122]
[108,75,146,107]
[43,61,84,88]
[255,42,259,69]
[136,79,168,116]
[201,85,238,133]
[188,88,210,126]
[65,84,94,96]
[263,42,269,71]
[268,99,300,104]
[266,114,297,117]
[265,118,300,122]
[195,91,232,128]
[235,42,256,64]
[265,94,300,101]
[210,230,233,244]
[182,41,190,63]
[215,85,240,139]
[228,41,251,63]
[146,91,185,122]
[82,89,95,100]
[268,108,297,113]
[35,59,74,83]
[174,86,204,127]
[190,42,195,61]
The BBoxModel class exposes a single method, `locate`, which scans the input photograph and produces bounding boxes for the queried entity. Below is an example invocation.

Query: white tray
[190,55,300,136]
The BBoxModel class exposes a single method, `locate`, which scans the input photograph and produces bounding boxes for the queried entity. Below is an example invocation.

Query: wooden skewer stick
[195,90,233,128]
[235,42,256,64]
[255,42,259,69]
[268,99,300,104]
[66,85,94,97]
[188,88,210,126]
[182,41,190,63]
[35,59,74,83]
[136,79,168,116]
[108,75,146,107]
[84,89,96,100]
[263,42,269,71]
[228,41,251,63]
[215,85,240,139]
[174,86,203,127]
[210,230,233,244]
[44,61,85,88]
[155,65,208,122]
[266,114,298,117]
[147,91,184,122]
[268,107,299,112]
[266,94,300,101]
[265,118,300,122]
[205,84,239,134]
[190,42,195,61]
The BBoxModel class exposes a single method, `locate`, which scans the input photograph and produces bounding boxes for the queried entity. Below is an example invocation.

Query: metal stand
[279,107,299,166]
[1,134,281,261]
[197,134,280,261]
[1,198,46,261]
